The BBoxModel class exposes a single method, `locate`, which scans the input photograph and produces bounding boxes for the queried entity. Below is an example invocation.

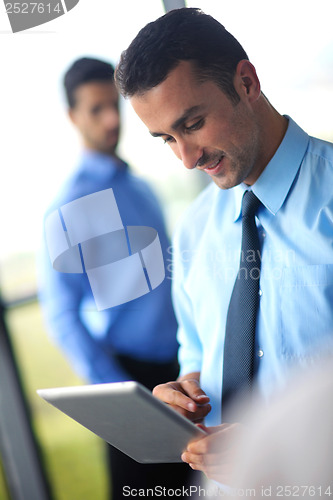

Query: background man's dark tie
[222,190,262,420]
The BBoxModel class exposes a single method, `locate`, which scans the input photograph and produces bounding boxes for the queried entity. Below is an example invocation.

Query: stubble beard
[214,123,261,190]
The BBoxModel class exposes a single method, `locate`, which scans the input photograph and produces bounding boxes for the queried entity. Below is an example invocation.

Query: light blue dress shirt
[39,151,178,383]
[172,117,333,425]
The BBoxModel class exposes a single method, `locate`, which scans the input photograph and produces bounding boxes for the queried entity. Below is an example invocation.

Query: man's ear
[68,107,77,126]
[235,60,261,102]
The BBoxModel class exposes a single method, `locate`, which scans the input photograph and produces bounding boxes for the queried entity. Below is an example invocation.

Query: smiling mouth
[202,154,225,175]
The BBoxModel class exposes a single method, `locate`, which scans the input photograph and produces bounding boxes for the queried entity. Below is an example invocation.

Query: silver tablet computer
[37,381,206,463]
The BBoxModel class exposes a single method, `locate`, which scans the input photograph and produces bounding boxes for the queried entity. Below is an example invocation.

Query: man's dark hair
[115,8,248,104]
[64,57,115,108]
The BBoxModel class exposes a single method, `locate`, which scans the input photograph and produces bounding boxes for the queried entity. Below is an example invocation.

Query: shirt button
[258,349,264,358]
[259,289,263,296]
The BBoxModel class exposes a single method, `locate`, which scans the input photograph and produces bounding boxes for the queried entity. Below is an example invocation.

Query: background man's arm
[38,251,129,383]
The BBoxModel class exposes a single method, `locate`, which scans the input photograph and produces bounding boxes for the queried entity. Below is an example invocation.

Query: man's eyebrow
[149,105,202,138]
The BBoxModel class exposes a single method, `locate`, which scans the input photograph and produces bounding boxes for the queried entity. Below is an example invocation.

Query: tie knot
[242,190,261,218]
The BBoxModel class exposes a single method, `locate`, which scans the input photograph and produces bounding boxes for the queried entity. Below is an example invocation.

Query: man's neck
[84,146,118,160]
[253,97,289,182]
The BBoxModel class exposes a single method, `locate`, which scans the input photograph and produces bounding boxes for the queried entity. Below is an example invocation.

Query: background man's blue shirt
[39,151,178,383]
[172,117,333,425]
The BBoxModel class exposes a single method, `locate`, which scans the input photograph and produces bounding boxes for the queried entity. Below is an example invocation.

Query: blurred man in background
[39,57,193,498]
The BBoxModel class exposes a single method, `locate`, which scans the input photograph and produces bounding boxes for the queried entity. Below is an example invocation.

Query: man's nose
[104,108,119,128]
[176,139,202,170]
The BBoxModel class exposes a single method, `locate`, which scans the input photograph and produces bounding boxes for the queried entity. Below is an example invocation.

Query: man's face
[131,61,263,189]
[70,81,120,155]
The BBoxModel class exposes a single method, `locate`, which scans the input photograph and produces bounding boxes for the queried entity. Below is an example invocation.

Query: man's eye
[185,118,204,132]
[163,136,174,144]
[91,106,102,115]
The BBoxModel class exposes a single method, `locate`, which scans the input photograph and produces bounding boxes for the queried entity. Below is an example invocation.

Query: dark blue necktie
[222,190,262,419]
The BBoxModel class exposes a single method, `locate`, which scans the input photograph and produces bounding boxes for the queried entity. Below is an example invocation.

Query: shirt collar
[80,149,128,178]
[233,116,309,221]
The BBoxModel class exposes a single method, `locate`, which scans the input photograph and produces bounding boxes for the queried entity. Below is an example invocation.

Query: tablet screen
[38,381,207,463]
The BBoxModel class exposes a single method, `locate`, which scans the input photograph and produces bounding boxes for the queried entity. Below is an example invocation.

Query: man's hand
[181,423,243,485]
[153,372,211,422]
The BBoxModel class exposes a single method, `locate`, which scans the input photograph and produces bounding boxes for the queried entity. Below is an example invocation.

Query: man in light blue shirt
[115,8,333,486]
[39,57,192,497]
